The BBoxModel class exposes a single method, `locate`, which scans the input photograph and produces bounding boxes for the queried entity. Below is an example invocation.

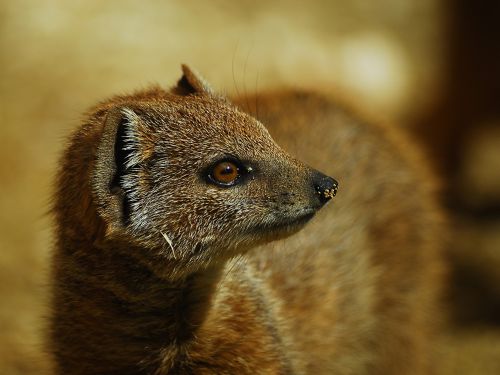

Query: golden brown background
[1,0,499,373]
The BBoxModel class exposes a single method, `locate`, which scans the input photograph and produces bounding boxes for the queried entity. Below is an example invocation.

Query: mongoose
[50,65,444,374]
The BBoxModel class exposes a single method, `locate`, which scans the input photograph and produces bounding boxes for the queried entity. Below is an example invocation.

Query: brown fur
[50,66,444,374]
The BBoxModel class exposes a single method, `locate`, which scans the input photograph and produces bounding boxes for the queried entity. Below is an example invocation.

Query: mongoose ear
[93,107,142,235]
[172,64,215,96]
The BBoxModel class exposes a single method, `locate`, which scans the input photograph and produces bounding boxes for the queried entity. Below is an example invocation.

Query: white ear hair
[120,108,142,169]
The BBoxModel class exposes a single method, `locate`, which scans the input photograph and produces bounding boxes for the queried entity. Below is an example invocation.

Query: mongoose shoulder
[50,65,444,374]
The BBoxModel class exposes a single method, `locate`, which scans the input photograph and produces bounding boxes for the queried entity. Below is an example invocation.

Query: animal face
[92,66,337,272]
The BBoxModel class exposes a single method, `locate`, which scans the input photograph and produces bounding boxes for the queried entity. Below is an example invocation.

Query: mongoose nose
[313,172,339,205]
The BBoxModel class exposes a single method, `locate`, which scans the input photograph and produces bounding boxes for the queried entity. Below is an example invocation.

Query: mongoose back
[50,65,444,374]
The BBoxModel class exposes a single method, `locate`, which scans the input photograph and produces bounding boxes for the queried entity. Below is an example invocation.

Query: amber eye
[211,161,240,185]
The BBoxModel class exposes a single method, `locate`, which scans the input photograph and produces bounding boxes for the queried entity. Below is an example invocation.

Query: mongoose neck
[51,239,223,373]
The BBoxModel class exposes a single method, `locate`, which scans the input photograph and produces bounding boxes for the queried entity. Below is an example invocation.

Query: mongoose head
[91,65,337,277]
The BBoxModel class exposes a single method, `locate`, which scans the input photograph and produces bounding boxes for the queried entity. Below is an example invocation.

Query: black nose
[313,172,339,205]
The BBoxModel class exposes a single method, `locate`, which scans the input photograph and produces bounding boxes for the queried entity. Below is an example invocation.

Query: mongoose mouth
[252,210,316,236]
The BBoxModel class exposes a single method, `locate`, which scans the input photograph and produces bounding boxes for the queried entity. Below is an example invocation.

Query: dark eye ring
[206,158,249,187]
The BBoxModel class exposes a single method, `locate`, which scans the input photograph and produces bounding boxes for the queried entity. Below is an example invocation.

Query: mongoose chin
[50,64,443,375]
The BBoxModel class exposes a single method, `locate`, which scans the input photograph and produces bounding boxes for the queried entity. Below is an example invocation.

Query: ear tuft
[173,64,214,96]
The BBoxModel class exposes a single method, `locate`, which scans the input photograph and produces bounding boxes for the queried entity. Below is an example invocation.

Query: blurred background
[1,0,499,373]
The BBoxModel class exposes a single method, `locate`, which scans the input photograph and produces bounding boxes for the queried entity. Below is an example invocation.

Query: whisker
[243,43,254,116]
[255,70,260,120]
[161,231,177,259]
[232,41,241,100]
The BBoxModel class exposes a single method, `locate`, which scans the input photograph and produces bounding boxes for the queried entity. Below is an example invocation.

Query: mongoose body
[50,66,443,374]
[236,91,444,374]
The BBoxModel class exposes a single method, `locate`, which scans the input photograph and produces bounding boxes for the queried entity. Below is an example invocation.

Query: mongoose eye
[211,161,240,185]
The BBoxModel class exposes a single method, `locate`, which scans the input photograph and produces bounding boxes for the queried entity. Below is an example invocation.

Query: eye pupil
[212,161,240,184]
[220,164,234,175]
